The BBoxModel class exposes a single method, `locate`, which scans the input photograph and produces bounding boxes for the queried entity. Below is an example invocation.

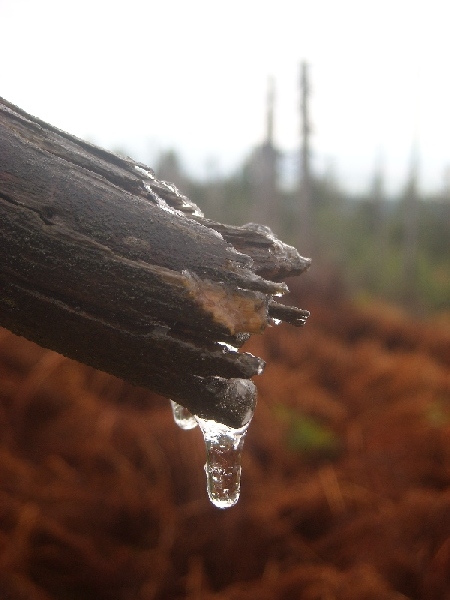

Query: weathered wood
[0,98,310,427]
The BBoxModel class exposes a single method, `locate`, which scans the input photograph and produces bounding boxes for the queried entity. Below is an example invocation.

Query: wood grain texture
[0,98,310,427]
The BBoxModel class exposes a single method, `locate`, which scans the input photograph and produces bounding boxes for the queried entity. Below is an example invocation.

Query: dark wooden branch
[0,98,310,428]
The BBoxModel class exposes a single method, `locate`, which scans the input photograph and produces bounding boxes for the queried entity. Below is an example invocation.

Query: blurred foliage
[152,148,450,313]
[274,405,340,460]
[426,401,450,428]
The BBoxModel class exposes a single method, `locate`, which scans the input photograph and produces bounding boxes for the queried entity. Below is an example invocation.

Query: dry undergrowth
[0,282,449,599]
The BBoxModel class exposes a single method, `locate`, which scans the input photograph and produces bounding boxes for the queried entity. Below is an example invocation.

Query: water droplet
[195,415,252,509]
[134,165,155,179]
[170,400,198,430]
[217,341,238,353]
[256,359,265,375]
[190,207,204,217]
[161,180,178,193]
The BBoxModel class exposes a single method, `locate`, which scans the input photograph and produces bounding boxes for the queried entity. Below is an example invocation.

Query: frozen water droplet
[191,207,204,217]
[256,359,265,375]
[217,341,238,353]
[195,416,252,509]
[170,400,198,430]
[134,165,155,179]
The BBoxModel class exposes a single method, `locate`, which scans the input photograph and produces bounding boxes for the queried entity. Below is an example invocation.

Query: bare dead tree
[297,61,314,254]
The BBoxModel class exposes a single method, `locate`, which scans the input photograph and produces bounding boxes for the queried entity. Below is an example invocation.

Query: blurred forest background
[3,51,450,600]
[118,65,450,315]
[3,1,450,597]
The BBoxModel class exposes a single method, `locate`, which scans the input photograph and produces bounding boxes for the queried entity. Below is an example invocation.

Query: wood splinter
[0,97,310,428]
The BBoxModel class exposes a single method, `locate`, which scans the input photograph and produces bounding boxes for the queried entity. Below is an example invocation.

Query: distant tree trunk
[370,166,388,291]
[401,154,420,306]
[297,61,314,254]
[249,78,280,234]
[248,143,279,233]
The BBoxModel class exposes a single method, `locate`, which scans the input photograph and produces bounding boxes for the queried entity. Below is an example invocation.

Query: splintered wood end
[183,272,268,336]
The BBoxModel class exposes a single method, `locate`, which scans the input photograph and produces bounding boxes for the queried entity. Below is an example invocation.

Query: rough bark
[0,98,310,427]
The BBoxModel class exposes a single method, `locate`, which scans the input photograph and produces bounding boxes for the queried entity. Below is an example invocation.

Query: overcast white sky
[2,0,450,193]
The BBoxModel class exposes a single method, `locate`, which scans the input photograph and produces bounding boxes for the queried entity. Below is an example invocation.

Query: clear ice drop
[195,416,251,509]
[170,400,198,430]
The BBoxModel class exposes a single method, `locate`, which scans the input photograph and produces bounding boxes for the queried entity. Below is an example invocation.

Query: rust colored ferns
[0,286,450,599]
